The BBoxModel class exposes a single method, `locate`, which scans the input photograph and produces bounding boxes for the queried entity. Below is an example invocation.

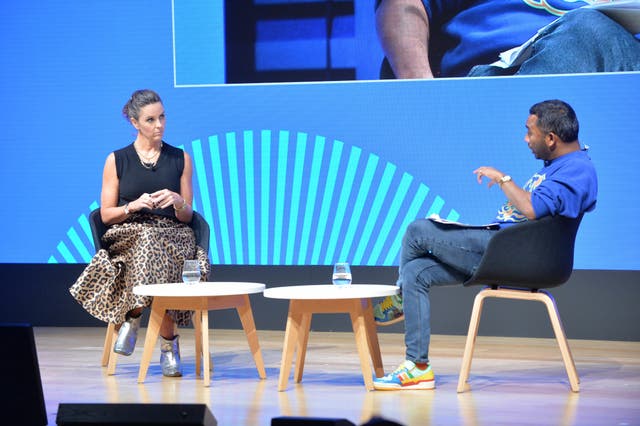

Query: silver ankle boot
[113,315,141,356]
[160,335,182,377]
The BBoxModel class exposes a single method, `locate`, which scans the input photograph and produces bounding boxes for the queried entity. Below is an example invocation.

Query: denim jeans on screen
[398,219,498,364]
[469,8,640,77]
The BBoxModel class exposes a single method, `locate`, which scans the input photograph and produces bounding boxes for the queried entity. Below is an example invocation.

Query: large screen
[1,2,639,270]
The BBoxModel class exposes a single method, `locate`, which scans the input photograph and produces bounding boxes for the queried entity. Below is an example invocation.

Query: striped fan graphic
[50,130,460,265]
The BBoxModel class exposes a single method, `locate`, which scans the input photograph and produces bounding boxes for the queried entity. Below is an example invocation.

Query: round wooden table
[133,281,266,387]
[263,284,399,391]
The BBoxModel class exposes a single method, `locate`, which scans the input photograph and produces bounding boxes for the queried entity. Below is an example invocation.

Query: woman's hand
[150,189,184,210]
[130,192,157,212]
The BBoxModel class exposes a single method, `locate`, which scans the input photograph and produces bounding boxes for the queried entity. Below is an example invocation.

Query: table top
[263,284,399,300]
[133,282,266,297]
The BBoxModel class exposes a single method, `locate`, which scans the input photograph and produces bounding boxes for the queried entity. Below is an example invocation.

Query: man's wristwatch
[499,175,512,186]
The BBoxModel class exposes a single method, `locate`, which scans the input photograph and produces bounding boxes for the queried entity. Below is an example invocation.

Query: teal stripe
[192,139,219,264]
[426,195,445,218]
[311,140,343,264]
[338,154,379,263]
[68,227,91,262]
[446,209,460,221]
[48,256,58,264]
[353,163,396,264]
[244,131,256,265]
[297,136,325,264]
[273,131,289,264]
[384,184,430,265]
[89,200,99,210]
[286,133,307,265]
[226,132,244,264]
[260,130,271,264]
[324,146,361,264]
[57,241,76,263]
[209,135,232,263]
[367,172,413,265]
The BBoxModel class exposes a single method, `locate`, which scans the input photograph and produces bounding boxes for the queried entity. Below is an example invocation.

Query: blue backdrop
[1,2,639,269]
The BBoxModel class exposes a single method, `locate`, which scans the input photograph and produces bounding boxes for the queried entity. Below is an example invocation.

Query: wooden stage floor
[36,327,640,425]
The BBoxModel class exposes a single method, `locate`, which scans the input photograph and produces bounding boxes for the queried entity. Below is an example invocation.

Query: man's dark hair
[529,99,579,143]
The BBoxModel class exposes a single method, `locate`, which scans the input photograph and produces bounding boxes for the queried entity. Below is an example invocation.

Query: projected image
[224,0,640,84]
[1,1,639,271]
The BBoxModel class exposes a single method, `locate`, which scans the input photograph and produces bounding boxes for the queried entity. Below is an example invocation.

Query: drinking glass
[182,260,201,284]
[332,262,352,287]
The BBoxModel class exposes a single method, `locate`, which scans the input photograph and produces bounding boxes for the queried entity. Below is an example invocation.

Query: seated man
[376,0,640,79]
[372,99,597,390]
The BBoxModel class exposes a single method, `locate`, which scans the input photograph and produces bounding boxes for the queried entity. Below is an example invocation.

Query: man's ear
[546,132,558,150]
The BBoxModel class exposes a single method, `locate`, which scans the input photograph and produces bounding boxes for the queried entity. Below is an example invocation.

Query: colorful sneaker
[373,294,404,326]
[373,360,435,390]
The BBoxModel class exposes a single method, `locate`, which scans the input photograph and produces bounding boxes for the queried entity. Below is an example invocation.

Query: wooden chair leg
[540,290,580,392]
[101,323,116,367]
[458,287,580,393]
[102,323,119,375]
[457,289,488,393]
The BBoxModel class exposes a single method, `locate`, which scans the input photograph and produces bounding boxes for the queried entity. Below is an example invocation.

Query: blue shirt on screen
[421,0,590,76]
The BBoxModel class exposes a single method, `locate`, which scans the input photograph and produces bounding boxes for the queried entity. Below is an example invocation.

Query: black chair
[88,208,210,374]
[457,214,583,393]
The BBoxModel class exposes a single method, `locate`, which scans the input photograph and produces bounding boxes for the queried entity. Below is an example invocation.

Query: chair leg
[458,287,580,393]
[101,323,115,367]
[540,290,580,392]
[102,323,118,375]
[457,289,488,393]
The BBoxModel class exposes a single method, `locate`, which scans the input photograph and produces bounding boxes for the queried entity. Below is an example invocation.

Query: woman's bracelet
[174,199,188,211]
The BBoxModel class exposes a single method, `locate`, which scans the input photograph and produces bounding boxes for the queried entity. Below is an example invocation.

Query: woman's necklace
[134,142,163,170]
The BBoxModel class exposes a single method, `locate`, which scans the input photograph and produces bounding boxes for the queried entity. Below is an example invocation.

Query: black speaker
[0,323,48,426]
[271,417,355,426]
[56,403,216,425]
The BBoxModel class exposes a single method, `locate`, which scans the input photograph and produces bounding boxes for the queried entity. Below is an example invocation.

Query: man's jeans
[469,8,640,77]
[398,219,498,364]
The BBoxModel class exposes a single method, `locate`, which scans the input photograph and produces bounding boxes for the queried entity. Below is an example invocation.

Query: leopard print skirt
[69,214,210,326]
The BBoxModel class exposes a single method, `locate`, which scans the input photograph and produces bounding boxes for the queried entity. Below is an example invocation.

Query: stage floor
[36,327,640,425]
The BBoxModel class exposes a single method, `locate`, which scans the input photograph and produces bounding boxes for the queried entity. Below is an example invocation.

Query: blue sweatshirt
[495,149,598,224]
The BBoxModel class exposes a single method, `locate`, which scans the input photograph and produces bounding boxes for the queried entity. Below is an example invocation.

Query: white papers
[428,214,500,230]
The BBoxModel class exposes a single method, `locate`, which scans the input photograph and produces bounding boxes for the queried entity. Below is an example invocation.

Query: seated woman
[70,89,209,377]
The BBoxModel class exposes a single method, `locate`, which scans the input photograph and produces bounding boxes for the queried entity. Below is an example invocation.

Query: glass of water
[332,262,352,287]
[182,259,201,284]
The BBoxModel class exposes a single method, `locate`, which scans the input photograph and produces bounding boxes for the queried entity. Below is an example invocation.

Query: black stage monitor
[0,323,48,425]
[57,403,217,425]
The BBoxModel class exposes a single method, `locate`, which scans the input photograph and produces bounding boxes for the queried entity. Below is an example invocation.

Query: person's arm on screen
[376,0,434,79]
